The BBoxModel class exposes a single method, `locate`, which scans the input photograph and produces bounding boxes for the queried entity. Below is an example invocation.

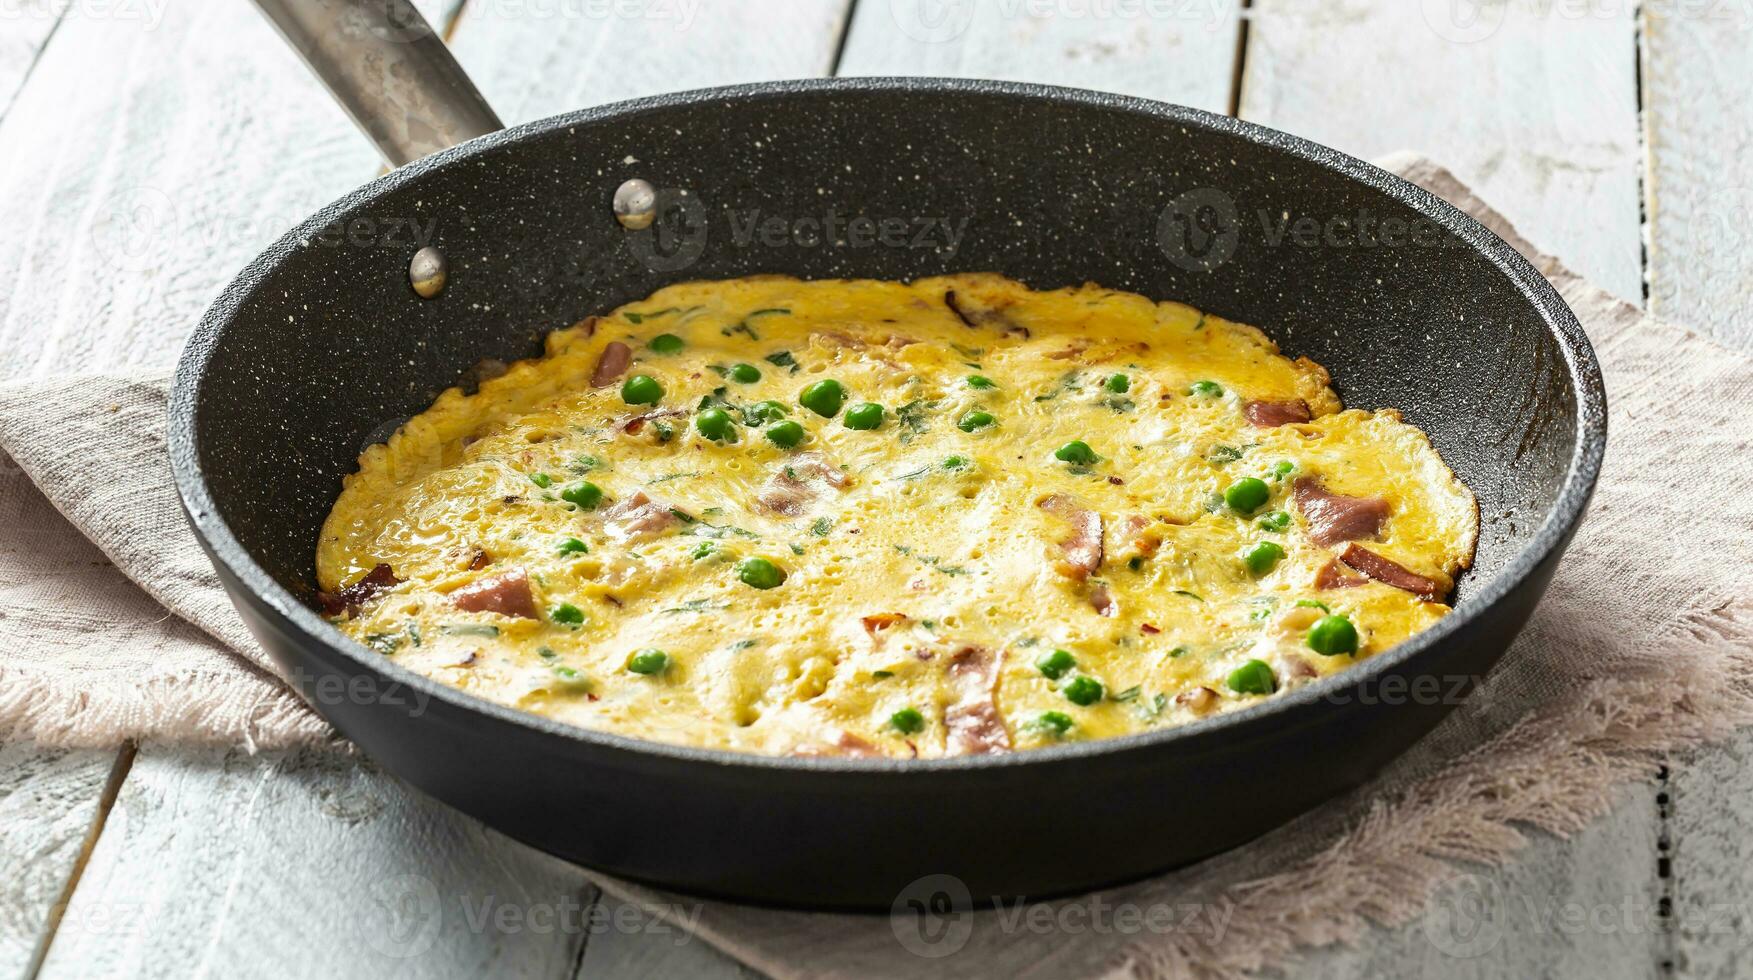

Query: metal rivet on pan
[410,246,447,299]
[613,178,657,230]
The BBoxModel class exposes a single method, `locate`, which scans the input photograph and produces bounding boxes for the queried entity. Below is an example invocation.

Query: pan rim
[169,76,1607,774]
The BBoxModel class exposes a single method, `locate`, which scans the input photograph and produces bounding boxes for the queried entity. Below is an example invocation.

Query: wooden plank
[1641,10,1753,980]
[0,2,62,121]
[1292,784,1661,979]
[446,0,853,123]
[1240,0,1645,304]
[1239,5,1660,978]
[0,1,461,380]
[36,746,598,979]
[575,894,757,980]
[836,0,1242,112]
[1642,6,1753,349]
[0,744,119,978]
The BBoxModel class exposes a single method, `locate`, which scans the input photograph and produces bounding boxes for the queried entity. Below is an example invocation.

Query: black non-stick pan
[169,1,1605,908]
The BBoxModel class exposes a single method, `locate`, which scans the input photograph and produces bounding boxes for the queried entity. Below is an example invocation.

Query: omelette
[316,274,1478,758]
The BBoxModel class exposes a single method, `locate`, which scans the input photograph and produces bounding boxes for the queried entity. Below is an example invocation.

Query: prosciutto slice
[1243,399,1312,427]
[450,568,537,618]
[1038,494,1103,580]
[316,563,401,616]
[1336,543,1444,601]
[601,491,680,542]
[1293,477,1389,546]
[590,341,632,387]
[945,645,1010,755]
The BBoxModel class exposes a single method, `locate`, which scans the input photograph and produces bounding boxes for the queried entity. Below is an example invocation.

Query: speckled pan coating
[169,78,1606,908]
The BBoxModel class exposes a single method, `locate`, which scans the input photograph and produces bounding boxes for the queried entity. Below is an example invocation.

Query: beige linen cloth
[1,156,1750,978]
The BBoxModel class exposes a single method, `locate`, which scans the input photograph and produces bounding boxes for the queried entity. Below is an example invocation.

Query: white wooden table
[1,1,1748,976]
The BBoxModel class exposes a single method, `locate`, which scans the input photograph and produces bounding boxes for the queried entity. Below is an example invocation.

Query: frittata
[315,274,1478,757]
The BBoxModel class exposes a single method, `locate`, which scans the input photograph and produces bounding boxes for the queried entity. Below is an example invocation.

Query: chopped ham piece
[796,731,885,758]
[1293,477,1389,546]
[1315,558,1369,590]
[590,341,632,387]
[1090,584,1118,617]
[1038,494,1104,580]
[1243,399,1313,428]
[1336,543,1445,602]
[756,453,849,516]
[945,645,1010,755]
[450,568,537,618]
[601,491,680,542]
[316,563,401,616]
[1111,514,1161,561]
[1176,686,1218,715]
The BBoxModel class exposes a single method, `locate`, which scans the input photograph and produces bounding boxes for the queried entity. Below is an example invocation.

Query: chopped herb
[1035,711,1075,736]
[872,670,895,679]
[669,507,697,524]
[569,455,602,473]
[764,350,801,374]
[537,646,558,660]
[550,665,590,690]
[949,343,986,361]
[1172,590,1204,602]
[789,543,805,556]
[550,603,585,627]
[810,517,832,537]
[649,471,699,484]
[364,632,403,656]
[529,472,553,488]
[1168,646,1190,658]
[663,599,728,614]
[1112,685,1143,702]
[1127,556,1144,571]
[441,624,500,638]
[1296,599,1331,612]
[894,544,970,576]
[895,399,934,442]
[889,707,926,734]
[1205,445,1245,465]
[653,420,675,442]
[623,307,677,325]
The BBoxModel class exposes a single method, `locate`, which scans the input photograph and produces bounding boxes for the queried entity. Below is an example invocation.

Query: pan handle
[251,0,503,168]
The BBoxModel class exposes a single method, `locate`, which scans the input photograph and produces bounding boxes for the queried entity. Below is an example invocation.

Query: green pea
[1036,649,1076,680]
[1054,440,1097,465]
[1224,477,1270,514]
[1307,614,1360,656]
[621,374,663,405]
[942,455,969,470]
[843,402,884,430]
[966,374,997,390]
[1227,659,1276,695]
[1036,711,1075,736]
[550,665,590,691]
[627,649,670,675]
[557,537,588,555]
[529,472,553,489]
[1062,676,1104,706]
[1258,510,1292,532]
[957,410,995,432]
[728,362,761,383]
[765,420,805,449]
[890,707,925,734]
[736,556,785,590]
[1188,380,1224,397]
[1271,460,1296,480]
[550,603,584,627]
[560,482,603,510]
[690,541,720,561]
[695,408,736,442]
[648,334,684,354]
[1242,541,1286,576]
[1104,373,1131,394]
[799,379,846,417]
[745,399,788,425]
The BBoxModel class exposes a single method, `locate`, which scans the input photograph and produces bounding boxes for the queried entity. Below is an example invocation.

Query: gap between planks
[22,743,136,980]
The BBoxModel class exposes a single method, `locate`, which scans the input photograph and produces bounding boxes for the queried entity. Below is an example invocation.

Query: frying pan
[169,0,1606,908]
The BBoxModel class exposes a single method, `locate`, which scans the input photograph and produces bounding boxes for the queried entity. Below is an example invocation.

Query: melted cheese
[318,274,1478,757]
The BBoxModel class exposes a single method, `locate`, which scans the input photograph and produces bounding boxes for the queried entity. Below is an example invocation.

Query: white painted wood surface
[1640,9,1753,980]
[2,1,1749,978]
[836,0,1241,113]
[1240,0,1646,305]
[0,1,59,120]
